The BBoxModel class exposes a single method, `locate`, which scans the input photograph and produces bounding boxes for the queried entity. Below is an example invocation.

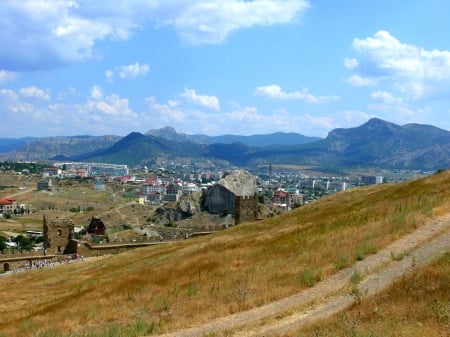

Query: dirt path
[157,214,450,337]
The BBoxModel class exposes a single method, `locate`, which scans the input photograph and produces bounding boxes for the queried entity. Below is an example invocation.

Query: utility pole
[269,163,272,189]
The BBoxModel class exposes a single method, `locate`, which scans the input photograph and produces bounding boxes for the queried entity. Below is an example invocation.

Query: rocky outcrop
[218,170,258,197]
[177,200,197,216]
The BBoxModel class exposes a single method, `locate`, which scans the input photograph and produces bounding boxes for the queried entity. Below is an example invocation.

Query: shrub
[297,269,322,287]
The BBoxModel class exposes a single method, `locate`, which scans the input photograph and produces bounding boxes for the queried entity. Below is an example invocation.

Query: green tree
[0,236,7,251]
[13,235,33,251]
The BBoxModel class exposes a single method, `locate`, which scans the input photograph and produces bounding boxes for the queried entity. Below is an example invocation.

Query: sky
[1,0,450,138]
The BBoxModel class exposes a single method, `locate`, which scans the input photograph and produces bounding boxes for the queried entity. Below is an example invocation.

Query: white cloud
[162,0,310,45]
[106,62,150,81]
[0,0,137,70]
[254,84,339,103]
[0,85,144,136]
[344,58,358,69]
[90,85,104,100]
[369,102,430,124]
[227,106,261,121]
[180,88,220,110]
[0,87,57,121]
[121,62,150,79]
[19,86,51,101]
[371,90,403,105]
[223,107,338,137]
[346,75,378,87]
[88,86,135,117]
[105,70,114,82]
[143,88,221,130]
[347,30,450,99]
[368,90,430,123]
[1,0,309,71]
[0,89,19,100]
[146,97,186,123]
[340,110,372,125]
[0,70,17,83]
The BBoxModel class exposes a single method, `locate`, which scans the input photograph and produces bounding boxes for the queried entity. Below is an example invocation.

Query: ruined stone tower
[235,195,258,225]
[43,215,76,255]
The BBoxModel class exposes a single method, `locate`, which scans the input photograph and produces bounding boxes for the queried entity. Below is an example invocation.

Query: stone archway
[3,262,10,272]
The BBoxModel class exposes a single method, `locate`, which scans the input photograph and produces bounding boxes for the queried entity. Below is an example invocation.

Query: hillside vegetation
[293,251,450,337]
[0,170,449,336]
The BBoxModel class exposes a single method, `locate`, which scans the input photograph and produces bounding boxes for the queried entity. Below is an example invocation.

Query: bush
[297,269,322,287]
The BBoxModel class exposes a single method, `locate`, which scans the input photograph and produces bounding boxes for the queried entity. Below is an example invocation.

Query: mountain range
[145,126,321,147]
[1,118,449,171]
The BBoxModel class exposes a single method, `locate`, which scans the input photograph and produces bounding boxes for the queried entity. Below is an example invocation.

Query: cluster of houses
[136,177,200,204]
[272,189,303,210]
[34,161,387,214]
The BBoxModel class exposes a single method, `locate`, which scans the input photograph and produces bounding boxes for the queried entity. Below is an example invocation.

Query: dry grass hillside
[0,170,449,337]
[291,251,450,337]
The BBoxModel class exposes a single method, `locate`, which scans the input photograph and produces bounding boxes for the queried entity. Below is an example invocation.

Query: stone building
[202,170,258,224]
[235,195,259,224]
[43,215,77,255]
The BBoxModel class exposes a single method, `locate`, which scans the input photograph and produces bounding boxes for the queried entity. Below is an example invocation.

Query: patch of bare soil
[156,213,450,337]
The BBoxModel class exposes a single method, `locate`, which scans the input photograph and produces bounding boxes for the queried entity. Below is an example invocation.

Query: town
[0,160,429,263]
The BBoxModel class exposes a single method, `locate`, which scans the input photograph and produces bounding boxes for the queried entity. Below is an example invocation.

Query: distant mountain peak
[146,126,181,138]
[362,117,399,130]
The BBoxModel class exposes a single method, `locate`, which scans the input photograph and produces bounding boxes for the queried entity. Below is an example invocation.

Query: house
[273,190,291,210]
[0,198,17,215]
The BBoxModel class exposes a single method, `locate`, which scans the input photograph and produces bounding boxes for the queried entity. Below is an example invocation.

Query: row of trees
[0,161,47,174]
[0,234,43,252]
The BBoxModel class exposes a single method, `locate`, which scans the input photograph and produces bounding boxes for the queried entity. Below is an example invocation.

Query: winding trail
[157,213,450,337]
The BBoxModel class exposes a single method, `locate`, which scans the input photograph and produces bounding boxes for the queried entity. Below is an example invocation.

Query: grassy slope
[0,171,449,337]
[293,251,450,337]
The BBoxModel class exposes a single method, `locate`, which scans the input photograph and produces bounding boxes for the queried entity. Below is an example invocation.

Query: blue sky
[1,0,450,138]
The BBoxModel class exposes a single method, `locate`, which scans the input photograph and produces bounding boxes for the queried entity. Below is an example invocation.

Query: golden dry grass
[291,251,450,337]
[0,170,449,336]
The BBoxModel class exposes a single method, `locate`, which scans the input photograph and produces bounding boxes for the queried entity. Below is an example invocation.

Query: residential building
[145,192,161,204]
[54,162,129,177]
[42,167,61,177]
[37,178,53,191]
[164,183,182,202]
[273,190,291,210]
[0,198,17,215]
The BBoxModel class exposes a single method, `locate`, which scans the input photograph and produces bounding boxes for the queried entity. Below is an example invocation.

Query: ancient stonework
[43,215,76,255]
[235,195,259,225]
[203,170,258,223]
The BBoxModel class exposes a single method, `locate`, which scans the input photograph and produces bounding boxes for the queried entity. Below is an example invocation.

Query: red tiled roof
[0,198,16,205]
[273,191,290,197]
